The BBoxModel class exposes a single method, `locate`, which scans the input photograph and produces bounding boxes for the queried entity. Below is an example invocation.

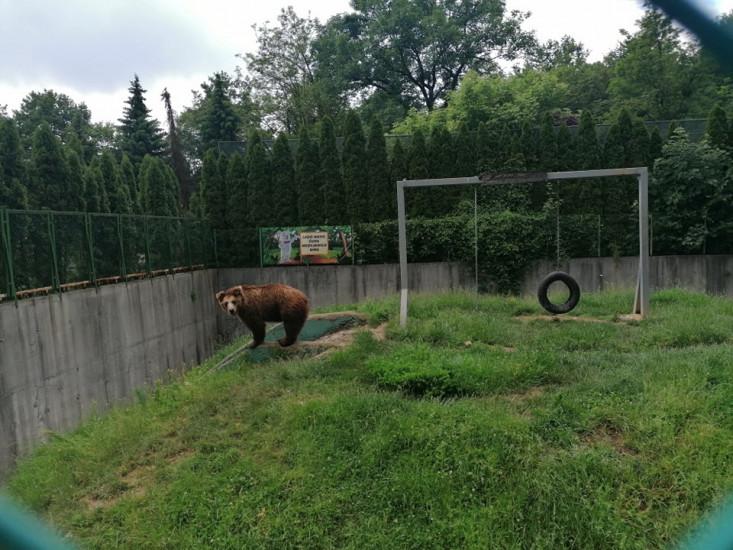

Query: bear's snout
[227,304,237,315]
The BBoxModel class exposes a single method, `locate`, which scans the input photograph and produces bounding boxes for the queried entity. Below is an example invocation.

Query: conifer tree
[271,134,297,225]
[342,111,369,223]
[83,164,103,213]
[648,126,663,168]
[366,118,392,221]
[99,151,124,212]
[519,120,539,170]
[630,120,650,166]
[140,155,172,216]
[475,121,493,173]
[30,123,70,209]
[538,114,557,171]
[118,75,165,164]
[296,127,322,224]
[246,131,271,227]
[119,154,141,214]
[555,124,575,171]
[577,111,600,170]
[319,117,344,224]
[65,149,85,211]
[408,128,430,217]
[200,150,226,231]
[200,72,240,154]
[390,139,408,185]
[706,104,729,151]
[453,121,476,177]
[0,119,28,209]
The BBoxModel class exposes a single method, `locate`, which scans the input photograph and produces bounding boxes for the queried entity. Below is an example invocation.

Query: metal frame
[397,167,650,326]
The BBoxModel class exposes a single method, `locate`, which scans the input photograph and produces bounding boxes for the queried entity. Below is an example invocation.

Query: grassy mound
[6,289,733,549]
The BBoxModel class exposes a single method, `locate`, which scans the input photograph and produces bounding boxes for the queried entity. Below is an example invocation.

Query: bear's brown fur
[216,283,309,349]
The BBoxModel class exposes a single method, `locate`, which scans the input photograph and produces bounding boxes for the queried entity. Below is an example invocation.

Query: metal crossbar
[397,167,650,326]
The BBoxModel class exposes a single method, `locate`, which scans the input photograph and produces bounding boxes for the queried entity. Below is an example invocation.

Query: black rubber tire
[537,271,581,314]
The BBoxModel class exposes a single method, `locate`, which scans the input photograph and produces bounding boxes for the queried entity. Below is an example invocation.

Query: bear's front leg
[245,319,266,349]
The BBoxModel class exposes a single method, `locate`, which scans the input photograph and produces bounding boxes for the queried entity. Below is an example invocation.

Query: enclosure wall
[522,254,733,296]
[0,262,470,480]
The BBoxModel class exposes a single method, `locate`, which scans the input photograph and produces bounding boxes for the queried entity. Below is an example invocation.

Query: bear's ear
[232,287,243,297]
[215,291,225,304]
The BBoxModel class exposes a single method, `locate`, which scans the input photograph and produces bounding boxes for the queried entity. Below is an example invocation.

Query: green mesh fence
[0,209,216,300]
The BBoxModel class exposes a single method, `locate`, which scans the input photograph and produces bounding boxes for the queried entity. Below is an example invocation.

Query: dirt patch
[581,423,638,456]
[311,323,389,359]
[505,386,547,402]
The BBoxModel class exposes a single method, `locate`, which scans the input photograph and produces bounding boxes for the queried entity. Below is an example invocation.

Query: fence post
[117,215,127,280]
[84,213,97,288]
[0,208,16,301]
[597,215,602,257]
[47,212,61,293]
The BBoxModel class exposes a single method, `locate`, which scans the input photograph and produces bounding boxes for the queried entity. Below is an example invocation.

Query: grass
[5,289,733,549]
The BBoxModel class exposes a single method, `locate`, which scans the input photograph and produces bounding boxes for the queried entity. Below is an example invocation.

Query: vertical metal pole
[1,209,16,301]
[397,180,408,327]
[474,186,478,294]
[47,212,61,293]
[84,213,97,288]
[597,214,602,257]
[636,168,650,317]
[117,215,127,279]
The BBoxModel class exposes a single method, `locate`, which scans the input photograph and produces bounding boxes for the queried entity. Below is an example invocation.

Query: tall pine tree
[83,164,103,213]
[246,131,271,227]
[64,149,85,211]
[119,154,141,214]
[648,126,663,168]
[366,118,392,221]
[408,128,430,217]
[706,104,729,151]
[577,111,600,170]
[271,134,297,224]
[30,123,70,209]
[140,155,173,216]
[200,72,240,154]
[390,139,408,186]
[319,117,344,224]
[0,119,28,209]
[296,127,322,224]
[118,75,165,164]
[342,112,369,223]
[453,121,476,177]
[200,149,227,234]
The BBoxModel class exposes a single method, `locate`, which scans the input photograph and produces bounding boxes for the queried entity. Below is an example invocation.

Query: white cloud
[2,0,729,125]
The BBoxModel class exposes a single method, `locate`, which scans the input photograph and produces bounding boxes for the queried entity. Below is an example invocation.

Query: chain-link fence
[0,209,216,301]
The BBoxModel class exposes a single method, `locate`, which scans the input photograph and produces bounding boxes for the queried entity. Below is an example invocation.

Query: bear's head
[216,287,243,317]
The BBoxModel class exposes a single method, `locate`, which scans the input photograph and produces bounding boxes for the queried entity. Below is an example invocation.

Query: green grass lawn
[6,289,733,549]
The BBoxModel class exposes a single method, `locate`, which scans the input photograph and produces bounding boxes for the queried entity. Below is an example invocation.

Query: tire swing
[537,271,581,314]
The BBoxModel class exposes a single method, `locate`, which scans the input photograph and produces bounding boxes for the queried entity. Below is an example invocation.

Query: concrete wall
[0,270,219,480]
[0,262,469,479]
[216,262,472,339]
[521,254,733,296]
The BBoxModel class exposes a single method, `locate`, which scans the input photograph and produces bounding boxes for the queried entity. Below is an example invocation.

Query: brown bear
[216,283,309,349]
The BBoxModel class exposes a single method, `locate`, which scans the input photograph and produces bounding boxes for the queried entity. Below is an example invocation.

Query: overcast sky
[1,0,732,125]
